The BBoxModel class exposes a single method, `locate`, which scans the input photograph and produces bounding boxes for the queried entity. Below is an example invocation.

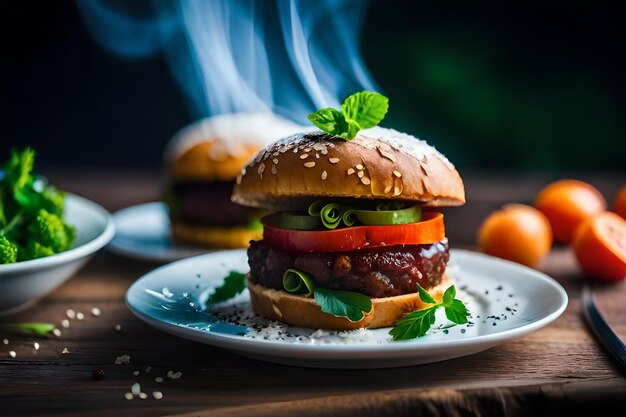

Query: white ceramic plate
[108,202,209,263]
[126,249,568,369]
[0,194,115,315]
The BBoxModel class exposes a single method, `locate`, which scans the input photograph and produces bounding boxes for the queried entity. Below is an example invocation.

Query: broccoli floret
[0,235,18,264]
[20,241,55,261]
[27,209,76,253]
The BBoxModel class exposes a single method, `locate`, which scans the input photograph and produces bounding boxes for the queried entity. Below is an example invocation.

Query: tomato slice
[262,212,445,253]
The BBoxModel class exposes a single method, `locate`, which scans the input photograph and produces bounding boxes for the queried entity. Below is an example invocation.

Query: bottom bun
[170,219,261,249]
[247,274,451,330]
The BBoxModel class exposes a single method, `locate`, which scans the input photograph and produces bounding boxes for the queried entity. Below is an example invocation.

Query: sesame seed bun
[246,274,451,330]
[231,127,465,209]
[164,113,305,182]
[170,219,262,249]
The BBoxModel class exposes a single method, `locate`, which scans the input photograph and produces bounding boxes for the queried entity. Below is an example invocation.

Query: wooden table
[1,169,625,416]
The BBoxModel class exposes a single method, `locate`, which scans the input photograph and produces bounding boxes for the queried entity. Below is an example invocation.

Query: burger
[162,113,303,249]
[231,94,465,331]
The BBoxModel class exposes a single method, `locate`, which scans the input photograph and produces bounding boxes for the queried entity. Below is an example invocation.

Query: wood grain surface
[0,170,624,416]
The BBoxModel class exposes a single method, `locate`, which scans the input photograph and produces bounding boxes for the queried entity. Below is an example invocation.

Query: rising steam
[76,0,378,123]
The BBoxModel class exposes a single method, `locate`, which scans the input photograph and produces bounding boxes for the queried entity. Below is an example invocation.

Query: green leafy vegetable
[207,271,247,304]
[0,322,55,335]
[307,91,389,140]
[0,147,77,264]
[283,268,316,296]
[313,287,372,322]
[389,283,470,341]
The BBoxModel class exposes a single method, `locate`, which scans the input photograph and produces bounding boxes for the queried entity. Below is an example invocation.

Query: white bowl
[0,194,115,315]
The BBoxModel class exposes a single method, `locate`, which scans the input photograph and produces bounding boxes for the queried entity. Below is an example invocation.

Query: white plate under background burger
[125,248,568,369]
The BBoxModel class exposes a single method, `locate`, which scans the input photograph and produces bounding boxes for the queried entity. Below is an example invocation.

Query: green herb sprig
[389,283,470,341]
[0,322,55,335]
[207,271,247,304]
[307,91,389,140]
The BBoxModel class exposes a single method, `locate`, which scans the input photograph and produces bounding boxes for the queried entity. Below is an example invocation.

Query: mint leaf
[416,282,437,305]
[341,91,389,131]
[307,108,347,136]
[444,299,469,324]
[307,90,389,140]
[313,287,372,322]
[389,307,437,340]
[207,271,246,304]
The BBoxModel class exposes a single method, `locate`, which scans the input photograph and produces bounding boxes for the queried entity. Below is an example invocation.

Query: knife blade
[581,285,626,373]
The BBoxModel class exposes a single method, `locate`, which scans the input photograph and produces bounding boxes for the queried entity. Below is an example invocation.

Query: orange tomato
[535,179,607,244]
[613,185,626,220]
[572,211,626,281]
[478,204,552,267]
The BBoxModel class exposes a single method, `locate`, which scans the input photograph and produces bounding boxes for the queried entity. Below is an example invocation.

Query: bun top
[164,113,304,182]
[232,127,465,209]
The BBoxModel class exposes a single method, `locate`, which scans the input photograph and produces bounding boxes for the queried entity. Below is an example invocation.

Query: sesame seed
[293,147,299,153]
[133,370,140,376]
[315,153,320,159]
[61,319,70,328]
[91,307,101,317]
[236,175,242,185]
[321,171,328,180]
[155,377,163,383]
[9,351,16,358]
[34,342,40,351]
[76,312,85,320]
[304,162,316,168]
[66,309,76,319]
[62,347,70,354]
[347,168,355,175]
[115,324,122,332]
[131,383,141,395]
[271,164,277,175]
[168,371,182,379]
[356,164,364,170]
[124,393,133,400]
[384,183,393,193]
[299,153,309,159]
[328,158,340,164]
[357,171,364,178]
[272,158,279,164]
[53,328,62,337]
[257,163,265,177]
[393,170,402,178]
[3,339,8,345]
[321,149,328,155]
[304,147,312,152]
[139,393,148,400]
[361,177,371,185]
[394,184,402,196]
[153,391,163,400]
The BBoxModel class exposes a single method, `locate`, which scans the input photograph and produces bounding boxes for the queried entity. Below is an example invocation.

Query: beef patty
[168,181,260,226]
[247,239,449,298]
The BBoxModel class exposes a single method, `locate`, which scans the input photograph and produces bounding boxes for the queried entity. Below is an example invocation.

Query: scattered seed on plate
[91,307,101,317]
[131,383,141,395]
[76,312,85,320]
[133,370,140,376]
[9,351,16,358]
[155,377,163,383]
[145,366,152,373]
[3,339,8,345]
[139,393,147,400]
[167,371,182,379]
[114,324,122,332]
[62,347,70,354]
[61,319,70,328]
[153,391,163,400]
[52,328,62,337]
[34,342,40,351]
[124,393,133,400]
[66,309,76,319]
[114,354,131,365]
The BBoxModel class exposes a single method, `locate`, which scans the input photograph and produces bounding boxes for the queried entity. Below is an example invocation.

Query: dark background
[1,0,625,173]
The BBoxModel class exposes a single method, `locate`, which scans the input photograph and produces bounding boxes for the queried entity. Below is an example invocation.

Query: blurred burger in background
[163,113,303,248]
